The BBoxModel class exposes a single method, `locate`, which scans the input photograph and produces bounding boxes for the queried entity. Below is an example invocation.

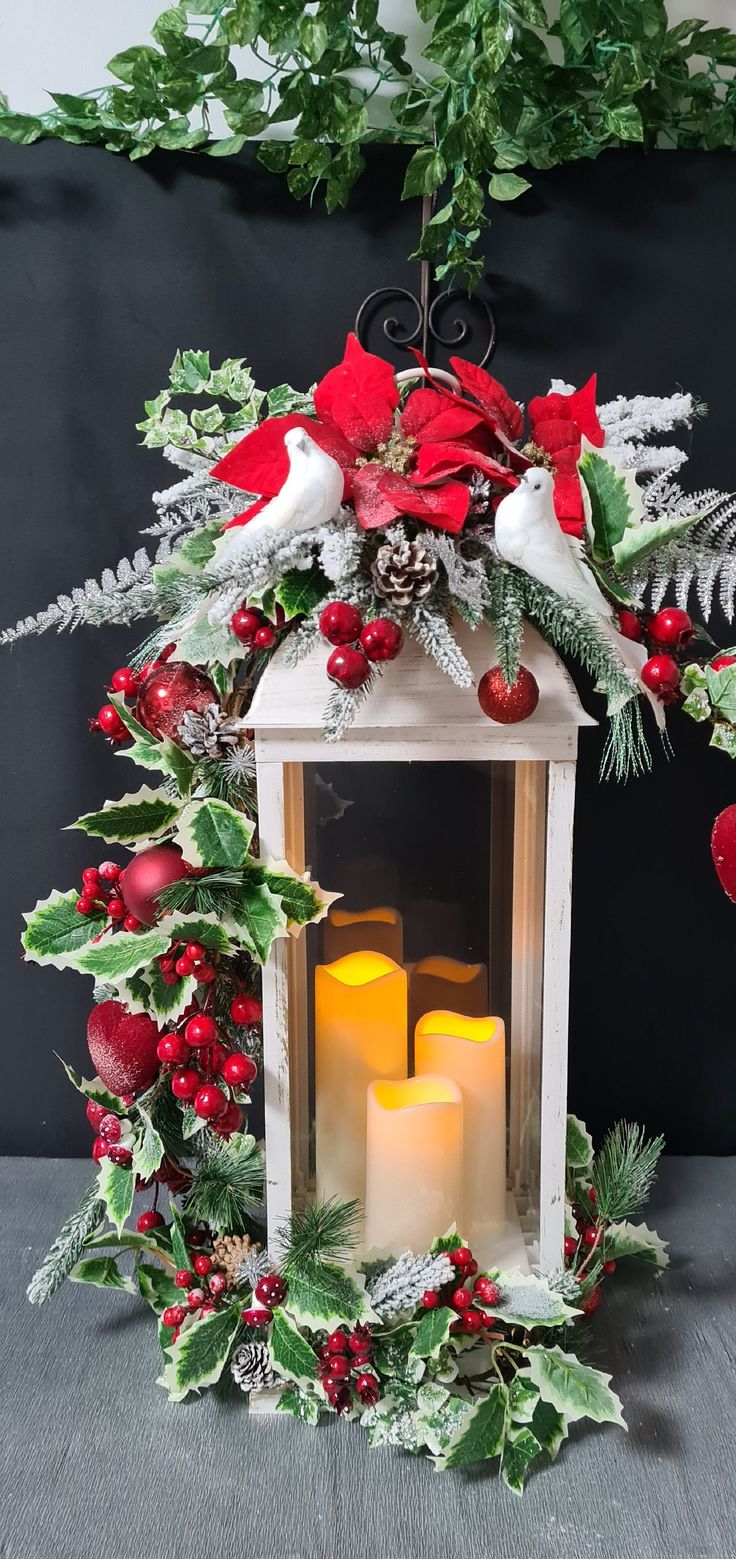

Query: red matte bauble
[648,606,693,648]
[359,618,404,663]
[135,661,218,742]
[711,804,736,902]
[119,844,189,926]
[87,1000,161,1096]
[478,665,539,723]
[326,646,371,689]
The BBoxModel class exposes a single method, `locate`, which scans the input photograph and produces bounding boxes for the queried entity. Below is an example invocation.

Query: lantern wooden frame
[249,619,595,1275]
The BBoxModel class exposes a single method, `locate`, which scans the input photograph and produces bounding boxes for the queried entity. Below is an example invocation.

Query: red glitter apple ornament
[87,1000,162,1095]
[119,844,190,926]
[478,665,539,723]
[135,661,218,742]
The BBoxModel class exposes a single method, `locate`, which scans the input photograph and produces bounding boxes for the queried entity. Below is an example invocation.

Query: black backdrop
[1,140,735,1157]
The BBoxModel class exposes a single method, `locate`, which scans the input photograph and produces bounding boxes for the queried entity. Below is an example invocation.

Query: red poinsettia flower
[527,376,604,538]
[211,333,516,535]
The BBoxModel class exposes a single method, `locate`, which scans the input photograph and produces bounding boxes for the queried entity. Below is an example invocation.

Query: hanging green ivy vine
[1,2,735,286]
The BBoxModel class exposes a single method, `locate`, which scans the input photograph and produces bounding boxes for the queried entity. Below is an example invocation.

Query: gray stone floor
[1,1155,735,1559]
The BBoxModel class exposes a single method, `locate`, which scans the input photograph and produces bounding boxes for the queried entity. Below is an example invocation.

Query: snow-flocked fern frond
[631,479,736,618]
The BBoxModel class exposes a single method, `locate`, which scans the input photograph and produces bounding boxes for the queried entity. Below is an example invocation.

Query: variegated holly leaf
[277,1385,321,1424]
[507,1374,540,1424]
[579,441,644,563]
[500,1422,542,1495]
[114,968,151,1015]
[97,1158,135,1237]
[262,858,341,930]
[139,961,197,1023]
[69,1256,136,1294]
[224,882,287,963]
[109,696,195,797]
[174,798,255,869]
[437,1384,507,1470]
[566,1113,594,1172]
[530,1397,569,1460]
[75,927,170,981]
[269,1309,319,1387]
[410,1306,455,1361]
[160,912,234,955]
[604,1220,669,1267]
[414,1384,469,1455]
[612,510,700,573]
[489,1270,581,1328]
[60,1061,127,1114]
[158,1304,242,1401]
[173,609,241,670]
[285,1262,377,1332]
[66,785,181,843]
[22,889,106,970]
[136,1262,181,1313]
[519,1346,626,1429]
[133,1105,165,1181]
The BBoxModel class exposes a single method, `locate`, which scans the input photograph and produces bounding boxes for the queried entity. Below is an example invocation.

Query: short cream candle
[315,951,407,1210]
[364,1074,463,1256]
[415,1010,506,1244]
[323,906,404,965]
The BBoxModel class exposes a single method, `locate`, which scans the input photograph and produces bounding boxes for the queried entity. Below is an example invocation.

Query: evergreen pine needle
[184,1134,264,1234]
[156,869,247,917]
[486,563,526,684]
[27,1182,105,1305]
[593,1121,665,1223]
[280,1197,361,1276]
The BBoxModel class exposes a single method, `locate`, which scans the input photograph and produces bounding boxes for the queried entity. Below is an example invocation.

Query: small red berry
[199,1302,216,1318]
[462,1309,483,1333]
[137,1210,165,1233]
[209,1273,228,1297]
[97,703,127,739]
[110,667,140,695]
[108,1144,132,1167]
[82,867,100,887]
[582,1287,602,1315]
[230,994,262,1026]
[194,1084,228,1120]
[347,1325,372,1355]
[326,645,370,689]
[473,1276,501,1307]
[254,624,277,650]
[107,898,126,921]
[99,861,121,882]
[185,942,206,963]
[325,1354,350,1380]
[421,1291,439,1309]
[76,896,96,916]
[193,1254,212,1277]
[326,1330,348,1354]
[648,606,693,648]
[588,1187,597,1204]
[195,962,216,984]
[231,607,262,644]
[170,1067,200,1101]
[170,1327,181,1343]
[221,1052,257,1088]
[452,1287,473,1310]
[123,915,142,932]
[603,1259,617,1275]
[617,609,644,642]
[213,1101,243,1137]
[175,955,195,978]
[175,1269,194,1289]
[359,618,404,663]
[185,1014,218,1048]
[450,1246,473,1268]
[564,1236,577,1257]
[711,654,736,671]
[91,1136,109,1161]
[161,969,180,986]
[641,653,680,702]
[464,1259,478,1277]
[319,601,363,646]
[99,1112,121,1143]
[356,1373,379,1405]
[480,1313,497,1329]
[86,1099,106,1131]
[209,1042,229,1074]
[241,1306,273,1327]
[187,1287,206,1310]
[583,1226,600,1248]
[157,1033,191,1066]
[162,1305,186,1329]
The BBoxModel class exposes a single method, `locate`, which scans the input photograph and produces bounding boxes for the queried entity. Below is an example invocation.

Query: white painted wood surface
[538,760,577,1272]
[508,761,547,1259]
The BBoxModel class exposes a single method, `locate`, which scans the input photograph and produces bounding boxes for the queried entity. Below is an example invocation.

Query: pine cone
[178,703,252,759]
[371,537,438,607]
[231,1341,277,1393]
[213,1232,263,1286]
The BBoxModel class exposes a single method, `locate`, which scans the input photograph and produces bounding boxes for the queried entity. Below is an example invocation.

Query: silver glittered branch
[367,1250,454,1321]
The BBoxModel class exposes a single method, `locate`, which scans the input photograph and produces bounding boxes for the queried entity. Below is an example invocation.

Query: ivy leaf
[579,444,641,563]
[22,889,106,970]
[133,1105,165,1181]
[224,882,287,963]
[137,1261,181,1313]
[174,798,255,868]
[438,1384,507,1470]
[489,171,531,201]
[269,1308,319,1386]
[500,1423,542,1495]
[519,1346,626,1429]
[286,1262,375,1332]
[604,103,644,142]
[75,927,170,981]
[275,565,328,621]
[27,1182,105,1305]
[566,1113,594,1171]
[277,1384,321,1424]
[402,147,447,199]
[97,1158,135,1238]
[508,1375,540,1424]
[410,1306,455,1360]
[372,1324,426,1386]
[603,1219,669,1268]
[158,1304,241,1401]
[414,1384,469,1454]
[0,112,45,144]
[67,785,181,843]
[69,1256,136,1294]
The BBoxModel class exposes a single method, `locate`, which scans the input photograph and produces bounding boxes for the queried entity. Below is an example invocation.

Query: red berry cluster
[86,1098,134,1167]
[75,860,142,931]
[315,1324,379,1413]
[422,1246,501,1335]
[230,600,284,651]
[618,607,695,704]
[90,647,176,743]
[156,1001,259,1133]
[563,1190,616,1315]
[162,1243,230,1340]
[241,1271,287,1329]
[156,939,217,988]
[318,601,403,689]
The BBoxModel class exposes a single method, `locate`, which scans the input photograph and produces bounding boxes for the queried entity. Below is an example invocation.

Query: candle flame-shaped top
[320,951,402,987]
[415,1011,500,1045]
[370,1074,462,1111]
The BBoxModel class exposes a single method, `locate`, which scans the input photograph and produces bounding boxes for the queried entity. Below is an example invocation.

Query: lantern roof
[249,618,596,763]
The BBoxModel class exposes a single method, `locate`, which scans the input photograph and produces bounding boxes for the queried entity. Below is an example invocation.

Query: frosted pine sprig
[598,390,699,442]
[367,1250,455,1320]
[408,604,473,688]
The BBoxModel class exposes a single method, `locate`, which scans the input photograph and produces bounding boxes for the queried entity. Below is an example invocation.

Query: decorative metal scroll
[354,284,496,370]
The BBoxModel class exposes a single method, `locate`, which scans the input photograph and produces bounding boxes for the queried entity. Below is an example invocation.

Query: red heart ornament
[711,804,736,902]
[87,1000,161,1096]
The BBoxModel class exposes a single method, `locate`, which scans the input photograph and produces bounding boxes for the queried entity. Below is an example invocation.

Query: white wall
[1,2,732,116]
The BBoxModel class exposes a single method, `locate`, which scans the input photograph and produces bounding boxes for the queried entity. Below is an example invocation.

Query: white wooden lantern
[249,618,595,1275]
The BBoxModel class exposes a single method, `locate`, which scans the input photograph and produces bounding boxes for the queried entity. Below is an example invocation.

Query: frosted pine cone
[231,1341,277,1393]
[371,537,438,607]
[177,703,252,759]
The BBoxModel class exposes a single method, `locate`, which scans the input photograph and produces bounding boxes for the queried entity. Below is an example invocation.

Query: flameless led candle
[408,957,488,1058]
[364,1075,463,1256]
[415,1011,506,1243]
[323,906,404,965]
[315,952,407,1209]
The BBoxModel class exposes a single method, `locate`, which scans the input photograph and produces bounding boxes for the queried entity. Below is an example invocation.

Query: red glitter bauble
[87,1000,161,1095]
[135,661,218,742]
[478,665,539,724]
[119,844,190,926]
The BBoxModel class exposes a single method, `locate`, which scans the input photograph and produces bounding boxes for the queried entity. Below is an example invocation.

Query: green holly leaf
[603,1219,669,1268]
[269,1308,319,1387]
[168,1199,190,1271]
[60,1062,127,1114]
[140,961,197,1023]
[429,1228,462,1255]
[490,1271,581,1328]
[97,1158,135,1237]
[115,967,154,1015]
[566,1113,594,1171]
[500,1423,542,1495]
[277,1384,321,1424]
[579,444,643,563]
[705,664,736,724]
[69,1255,136,1294]
[275,565,328,621]
[530,1397,569,1460]
[136,1262,181,1313]
[438,1384,507,1470]
[174,798,255,868]
[22,889,106,970]
[224,882,287,964]
[611,511,700,574]
[508,1375,540,1423]
[75,927,170,982]
[158,1304,241,1401]
[133,1105,165,1181]
[67,785,181,843]
[410,1306,455,1360]
[489,171,531,201]
[286,1262,375,1332]
[160,913,234,954]
[519,1346,626,1428]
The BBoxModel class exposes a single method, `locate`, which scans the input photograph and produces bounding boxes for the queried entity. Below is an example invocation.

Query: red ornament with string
[135,661,218,742]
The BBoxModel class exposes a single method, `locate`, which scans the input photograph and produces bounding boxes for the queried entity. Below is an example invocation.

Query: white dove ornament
[231,425,344,544]
[494,467,664,728]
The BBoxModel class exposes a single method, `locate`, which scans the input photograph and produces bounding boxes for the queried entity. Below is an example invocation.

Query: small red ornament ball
[421,1291,439,1309]
[478,665,539,724]
[356,1373,380,1405]
[194,1084,228,1120]
[213,1101,243,1137]
[617,610,644,642]
[648,606,693,648]
[91,1136,108,1162]
[162,1305,186,1329]
[135,661,218,742]
[255,1273,287,1309]
[231,607,262,644]
[221,1052,257,1088]
[119,844,189,927]
[109,666,140,696]
[319,601,363,646]
[230,994,262,1026]
[641,654,680,703]
[193,1254,212,1277]
[326,645,371,689]
[325,1354,350,1381]
[241,1306,273,1328]
[87,1000,161,1096]
[108,1144,132,1168]
[137,1210,165,1234]
[359,618,404,663]
[711,654,736,672]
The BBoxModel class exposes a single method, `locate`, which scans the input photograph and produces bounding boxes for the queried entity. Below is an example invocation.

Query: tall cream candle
[408,956,488,1062]
[415,1011,506,1245]
[323,906,404,965]
[364,1075,463,1256]
[315,952,407,1210]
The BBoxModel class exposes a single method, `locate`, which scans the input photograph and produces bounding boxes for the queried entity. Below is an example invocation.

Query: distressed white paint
[538,760,577,1273]
[254,759,293,1260]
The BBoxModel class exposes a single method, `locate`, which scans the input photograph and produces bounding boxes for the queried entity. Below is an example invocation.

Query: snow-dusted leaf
[490,1270,581,1328]
[277,1384,321,1424]
[67,785,181,843]
[414,1384,469,1455]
